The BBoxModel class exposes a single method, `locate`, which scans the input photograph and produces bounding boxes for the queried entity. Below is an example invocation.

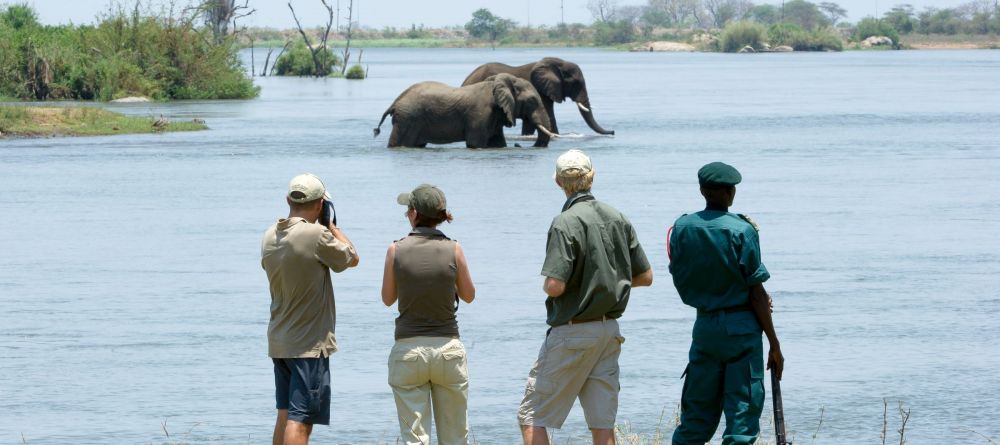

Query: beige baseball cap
[287,173,326,203]
[555,149,593,178]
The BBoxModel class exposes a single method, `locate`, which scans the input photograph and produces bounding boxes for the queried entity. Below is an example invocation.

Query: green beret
[698,162,742,187]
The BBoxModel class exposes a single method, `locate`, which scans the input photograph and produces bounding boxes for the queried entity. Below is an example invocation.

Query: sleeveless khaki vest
[393,227,459,340]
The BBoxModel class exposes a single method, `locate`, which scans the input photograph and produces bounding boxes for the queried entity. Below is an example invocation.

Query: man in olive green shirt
[518,150,653,445]
[261,173,359,445]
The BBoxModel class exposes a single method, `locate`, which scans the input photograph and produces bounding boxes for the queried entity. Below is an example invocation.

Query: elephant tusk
[576,102,591,113]
[537,125,560,139]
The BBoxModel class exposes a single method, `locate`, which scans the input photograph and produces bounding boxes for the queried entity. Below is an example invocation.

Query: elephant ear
[492,77,516,127]
[531,60,564,103]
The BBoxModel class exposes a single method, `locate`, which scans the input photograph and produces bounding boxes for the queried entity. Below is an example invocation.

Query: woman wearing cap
[381,184,476,445]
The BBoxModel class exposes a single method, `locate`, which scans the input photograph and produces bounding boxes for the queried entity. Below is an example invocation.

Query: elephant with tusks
[374,73,558,148]
[462,57,615,137]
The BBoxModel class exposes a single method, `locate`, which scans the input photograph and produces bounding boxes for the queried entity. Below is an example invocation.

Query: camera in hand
[320,198,337,227]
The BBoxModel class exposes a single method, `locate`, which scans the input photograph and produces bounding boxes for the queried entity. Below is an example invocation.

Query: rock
[631,41,697,52]
[862,36,894,48]
[111,96,151,103]
[738,45,757,53]
[773,45,794,52]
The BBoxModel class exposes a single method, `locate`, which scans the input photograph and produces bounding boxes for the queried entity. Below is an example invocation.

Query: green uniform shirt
[541,192,651,327]
[668,210,769,312]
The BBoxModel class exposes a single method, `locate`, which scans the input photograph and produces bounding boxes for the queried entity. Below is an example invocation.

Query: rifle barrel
[771,369,788,445]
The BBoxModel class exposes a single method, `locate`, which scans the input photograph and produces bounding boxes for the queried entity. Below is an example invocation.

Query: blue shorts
[273,357,331,425]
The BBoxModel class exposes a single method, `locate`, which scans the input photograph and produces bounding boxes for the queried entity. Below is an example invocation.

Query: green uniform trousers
[672,311,765,445]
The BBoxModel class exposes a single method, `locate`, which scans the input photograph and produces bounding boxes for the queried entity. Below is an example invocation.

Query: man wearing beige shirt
[261,173,359,445]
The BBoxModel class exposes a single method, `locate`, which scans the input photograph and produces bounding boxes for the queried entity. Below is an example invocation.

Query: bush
[768,23,843,51]
[855,17,901,47]
[0,4,258,101]
[345,64,366,79]
[273,41,340,77]
[719,21,767,52]
[593,20,636,46]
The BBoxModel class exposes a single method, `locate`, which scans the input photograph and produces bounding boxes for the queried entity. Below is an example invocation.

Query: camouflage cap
[698,162,742,187]
[397,184,447,218]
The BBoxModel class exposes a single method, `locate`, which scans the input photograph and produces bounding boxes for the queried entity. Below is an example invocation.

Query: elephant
[461,57,615,137]
[373,73,558,148]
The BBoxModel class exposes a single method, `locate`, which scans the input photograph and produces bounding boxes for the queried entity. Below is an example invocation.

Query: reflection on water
[1,48,999,444]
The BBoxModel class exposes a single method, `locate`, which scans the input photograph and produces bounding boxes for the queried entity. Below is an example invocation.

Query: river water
[1,47,999,444]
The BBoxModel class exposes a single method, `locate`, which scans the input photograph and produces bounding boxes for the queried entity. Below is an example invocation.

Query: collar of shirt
[277,216,309,229]
[562,191,595,212]
[408,226,447,238]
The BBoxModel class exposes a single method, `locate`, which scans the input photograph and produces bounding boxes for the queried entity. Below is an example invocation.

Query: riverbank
[0,107,206,138]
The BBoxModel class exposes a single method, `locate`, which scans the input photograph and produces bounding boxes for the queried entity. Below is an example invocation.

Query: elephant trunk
[536,125,560,148]
[574,90,615,136]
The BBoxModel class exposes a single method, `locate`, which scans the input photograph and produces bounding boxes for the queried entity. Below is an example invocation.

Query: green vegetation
[854,17,902,48]
[0,3,258,101]
[465,8,515,49]
[768,23,843,51]
[0,106,206,137]
[235,0,1000,52]
[273,42,341,77]
[720,21,767,52]
[345,64,366,80]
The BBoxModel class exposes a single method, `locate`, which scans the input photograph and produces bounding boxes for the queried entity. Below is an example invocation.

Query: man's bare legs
[273,410,288,445]
[521,425,549,445]
[591,428,615,445]
[273,410,313,445]
[521,425,616,445]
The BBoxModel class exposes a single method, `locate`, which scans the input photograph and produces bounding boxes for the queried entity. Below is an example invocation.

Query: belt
[697,305,752,317]
[567,315,608,325]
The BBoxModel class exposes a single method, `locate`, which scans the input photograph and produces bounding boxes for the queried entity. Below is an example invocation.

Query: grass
[77,399,994,445]
[0,106,206,138]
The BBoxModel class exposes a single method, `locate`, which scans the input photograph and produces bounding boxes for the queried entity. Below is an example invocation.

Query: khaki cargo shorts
[517,318,625,430]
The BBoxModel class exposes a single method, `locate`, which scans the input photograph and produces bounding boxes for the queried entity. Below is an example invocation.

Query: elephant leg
[487,131,507,148]
[544,100,559,134]
[521,119,537,136]
[388,125,403,147]
[466,130,491,149]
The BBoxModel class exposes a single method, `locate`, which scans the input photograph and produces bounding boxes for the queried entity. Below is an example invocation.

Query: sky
[22,0,974,29]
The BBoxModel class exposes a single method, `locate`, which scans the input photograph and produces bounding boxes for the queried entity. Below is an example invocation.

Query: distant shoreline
[0,106,207,138]
[242,36,1000,51]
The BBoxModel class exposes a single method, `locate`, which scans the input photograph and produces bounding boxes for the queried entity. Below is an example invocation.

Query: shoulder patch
[738,214,760,232]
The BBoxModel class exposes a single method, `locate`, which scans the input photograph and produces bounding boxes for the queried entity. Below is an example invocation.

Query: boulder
[773,45,794,52]
[110,96,151,103]
[631,41,696,52]
[862,36,894,48]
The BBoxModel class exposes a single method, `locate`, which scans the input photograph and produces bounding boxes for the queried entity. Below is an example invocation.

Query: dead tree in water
[288,0,335,77]
[340,0,354,76]
[261,41,292,76]
[203,0,254,43]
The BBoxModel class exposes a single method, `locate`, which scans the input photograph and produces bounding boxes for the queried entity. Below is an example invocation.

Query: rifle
[771,368,789,445]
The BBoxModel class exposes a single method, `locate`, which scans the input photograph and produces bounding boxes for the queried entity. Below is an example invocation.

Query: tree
[704,0,753,28]
[818,1,847,26]
[883,4,915,33]
[202,0,255,43]
[782,0,830,30]
[750,4,781,24]
[588,0,619,23]
[465,8,514,49]
[287,0,336,77]
[1,3,38,29]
